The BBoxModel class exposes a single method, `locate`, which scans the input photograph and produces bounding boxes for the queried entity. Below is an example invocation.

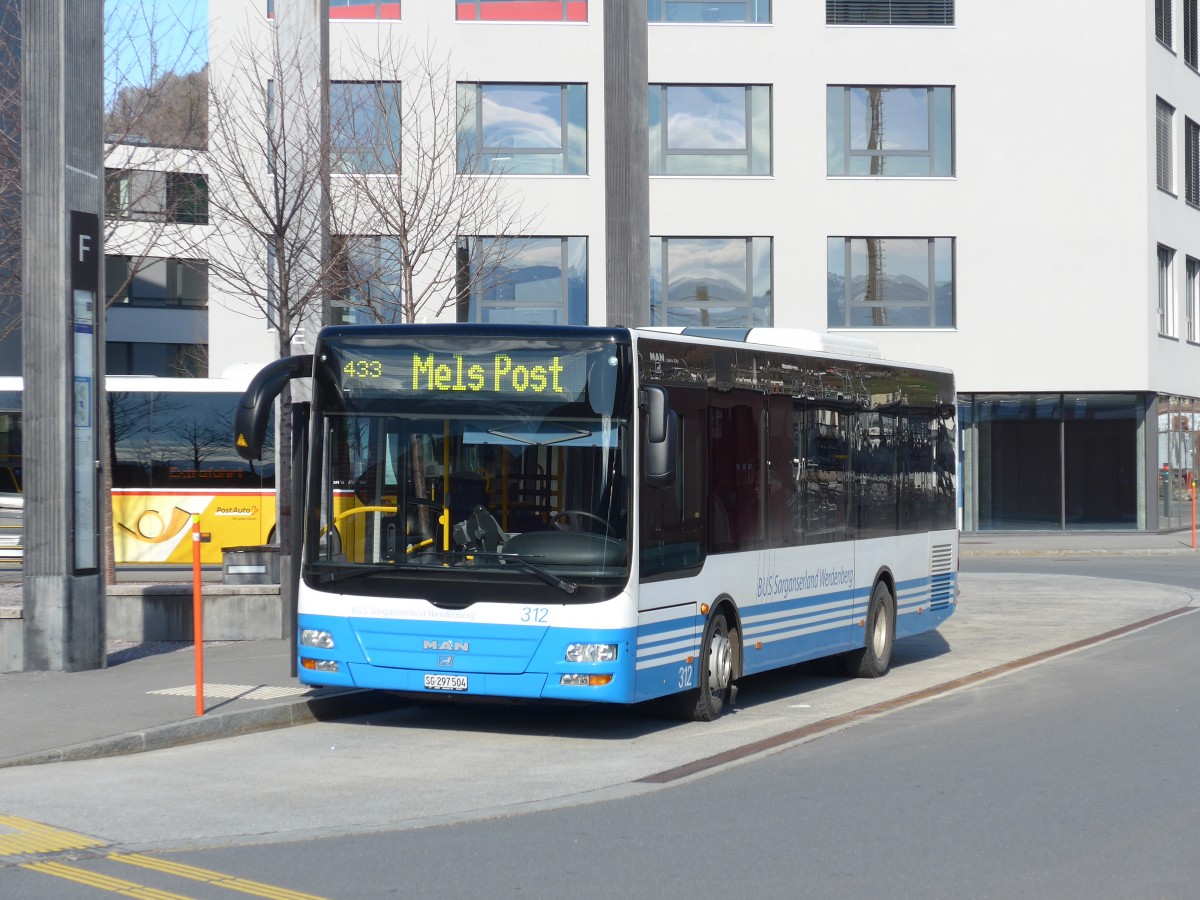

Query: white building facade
[106,0,1200,533]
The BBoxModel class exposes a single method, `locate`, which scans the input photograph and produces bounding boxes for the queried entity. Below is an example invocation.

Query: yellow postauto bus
[0,374,274,566]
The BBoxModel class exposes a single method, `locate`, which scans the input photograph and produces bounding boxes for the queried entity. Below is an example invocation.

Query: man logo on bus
[424,640,469,652]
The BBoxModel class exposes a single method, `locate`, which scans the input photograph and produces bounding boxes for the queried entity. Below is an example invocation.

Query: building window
[458,83,587,175]
[1188,118,1200,207]
[456,236,587,325]
[329,82,401,175]
[105,169,209,225]
[826,0,953,25]
[961,393,1143,532]
[648,1,771,23]
[1157,0,1174,48]
[268,1,401,18]
[330,1,401,17]
[456,1,587,20]
[1187,257,1200,342]
[331,236,405,325]
[105,256,209,308]
[1187,0,1198,68]
[650,237,772,326]
[827,237,954,328]
[649,84,772,176]
[106,342,208,377]
[1159,244,1177,337]
[827,86,954,177]
[1157,98,1175,193]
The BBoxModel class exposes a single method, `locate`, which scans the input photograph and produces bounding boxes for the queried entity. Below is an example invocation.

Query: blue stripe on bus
[297,571,958,704]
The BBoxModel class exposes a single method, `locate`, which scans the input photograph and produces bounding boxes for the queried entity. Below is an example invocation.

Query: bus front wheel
[675,610,739,722]
[840,580,895,678]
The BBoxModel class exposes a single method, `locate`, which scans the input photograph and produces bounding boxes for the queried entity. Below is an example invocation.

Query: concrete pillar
[603,0,650,327]
[21,0,105,670]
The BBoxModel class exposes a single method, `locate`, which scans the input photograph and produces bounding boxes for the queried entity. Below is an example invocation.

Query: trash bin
[221,545,281,585]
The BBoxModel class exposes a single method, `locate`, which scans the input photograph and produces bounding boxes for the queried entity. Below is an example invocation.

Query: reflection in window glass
[827,86,953,177]
[650,237,772,326]
[1159,244,1176,337]
[106,343,208,377]
[106,256,209,308]
[456,0,587,20]
[330,82,401,174]
[332,236,405,325]
[648,0,771,22]
[329,1,401,17]
[457,236,588,324]
[458,83,587,175]
[650,85,771,175]
[827,237,954,328]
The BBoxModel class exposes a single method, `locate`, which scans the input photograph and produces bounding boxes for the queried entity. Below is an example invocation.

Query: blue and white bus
[237,324,957,720]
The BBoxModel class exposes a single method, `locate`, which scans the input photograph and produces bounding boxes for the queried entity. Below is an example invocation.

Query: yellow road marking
[113,853,330,900]
[21,860,194,900]
[0,814,105,858]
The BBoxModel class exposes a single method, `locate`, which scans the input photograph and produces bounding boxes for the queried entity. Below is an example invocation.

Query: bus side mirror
[642,385,677,488]
[234,354,312,460]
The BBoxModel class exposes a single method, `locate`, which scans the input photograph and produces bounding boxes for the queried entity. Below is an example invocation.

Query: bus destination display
[329,344,591,402]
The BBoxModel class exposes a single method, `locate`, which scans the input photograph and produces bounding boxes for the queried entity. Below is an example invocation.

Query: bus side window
[708,394,762,553]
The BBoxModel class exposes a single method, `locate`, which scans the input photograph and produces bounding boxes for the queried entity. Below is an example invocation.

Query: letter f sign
[78,233,92,263]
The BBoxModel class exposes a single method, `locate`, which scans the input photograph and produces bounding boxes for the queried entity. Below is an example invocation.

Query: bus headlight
[301,658,339,673]
[561,674,614,687]
[565,643,618,663]
[301,629,335,649]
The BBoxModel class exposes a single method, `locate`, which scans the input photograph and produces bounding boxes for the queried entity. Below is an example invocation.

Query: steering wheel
[552,510,615,537]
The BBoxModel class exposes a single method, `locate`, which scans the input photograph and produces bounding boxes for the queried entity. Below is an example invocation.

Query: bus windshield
[306,333,630,595]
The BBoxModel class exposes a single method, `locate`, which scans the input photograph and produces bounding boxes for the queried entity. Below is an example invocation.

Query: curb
[0,688,406,770]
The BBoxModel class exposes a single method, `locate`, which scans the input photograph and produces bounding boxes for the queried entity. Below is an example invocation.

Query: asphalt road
[173,607,1200,900]
[2,561,1197,898]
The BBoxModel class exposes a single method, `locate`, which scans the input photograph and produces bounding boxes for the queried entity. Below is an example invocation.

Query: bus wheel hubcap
[708,633,732,692]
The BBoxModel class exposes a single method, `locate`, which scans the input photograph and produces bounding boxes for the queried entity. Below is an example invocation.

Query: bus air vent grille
[930,543,954,610]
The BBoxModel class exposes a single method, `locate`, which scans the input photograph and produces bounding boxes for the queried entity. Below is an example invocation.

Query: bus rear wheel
[840,580,895,678]
[675,611,738,722]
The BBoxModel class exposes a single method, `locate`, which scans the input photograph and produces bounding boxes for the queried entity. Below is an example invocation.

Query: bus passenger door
[638,385,705,602]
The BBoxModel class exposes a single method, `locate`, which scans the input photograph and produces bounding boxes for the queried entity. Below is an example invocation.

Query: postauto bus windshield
[306,331,631,601]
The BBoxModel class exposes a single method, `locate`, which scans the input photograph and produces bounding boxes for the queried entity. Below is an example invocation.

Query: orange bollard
[1192,482,1196,550]
[192,515,205,716]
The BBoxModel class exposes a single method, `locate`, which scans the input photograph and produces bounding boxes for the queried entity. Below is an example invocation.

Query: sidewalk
[0,529,1196,769]
[959,529,1198,556]
[0,635,403,768]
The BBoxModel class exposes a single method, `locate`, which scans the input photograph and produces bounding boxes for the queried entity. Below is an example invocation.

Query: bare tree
[204,17,339,566]
[331,36,539,325]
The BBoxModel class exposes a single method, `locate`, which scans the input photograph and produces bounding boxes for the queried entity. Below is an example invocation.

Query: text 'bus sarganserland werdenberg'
[236,324,958,721]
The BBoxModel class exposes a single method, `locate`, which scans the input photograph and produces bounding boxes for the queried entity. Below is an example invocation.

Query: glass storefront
[961,393,1147,531]
[1159,396,1199,530]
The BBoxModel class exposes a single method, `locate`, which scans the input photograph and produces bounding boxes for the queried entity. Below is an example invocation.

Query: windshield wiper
[308,553,578,595]
[456,550,578,595]
[310,563,392,584]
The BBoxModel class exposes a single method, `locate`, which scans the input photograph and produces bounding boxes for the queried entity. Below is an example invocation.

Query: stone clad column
[21,0,105,670]
[603,0,650,327]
